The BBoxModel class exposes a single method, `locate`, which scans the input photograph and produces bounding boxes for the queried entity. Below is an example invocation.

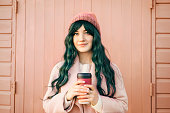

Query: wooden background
[0,0,170,113]
[15,0,152,113]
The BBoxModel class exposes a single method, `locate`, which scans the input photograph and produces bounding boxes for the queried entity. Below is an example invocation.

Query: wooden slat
[54,0,64,62]
[156,0,170,3]
[0,20,11,33]
[0,48,11,61]
[24,0,35,112]
[156,4,170,18]
[82,0,91,12]
[0,91,10,105]
[74,0,83,14]
[0,63,11,76]
[141,0,152,113]
[157,109,170,113]
[156,34,170,48]
[0,6,12,19]
[157,94,170,108]
[0,106,10,113]
[121,0,132,112]
[15,0,26,112]
[156,19,170,33]
[157,79,170,93]
[0,34,11,47]
[0,77,10,91]
[156,49,170,63]
[131,0,143,112]
[157,64,170,78]
[0,0,12,5]
[34,0,44,113]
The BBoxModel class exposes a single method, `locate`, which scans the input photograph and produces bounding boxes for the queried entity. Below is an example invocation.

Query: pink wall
[14,0,156,113]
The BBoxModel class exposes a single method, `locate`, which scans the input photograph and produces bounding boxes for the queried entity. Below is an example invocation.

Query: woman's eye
[74,33,79,35]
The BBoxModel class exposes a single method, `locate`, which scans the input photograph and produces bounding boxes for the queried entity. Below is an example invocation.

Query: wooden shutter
[0,0,16,113]
[152,0,170,113]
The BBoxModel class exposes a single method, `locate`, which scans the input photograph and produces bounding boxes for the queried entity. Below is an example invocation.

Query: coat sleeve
[43,61,75,113]
[101,63,128,113]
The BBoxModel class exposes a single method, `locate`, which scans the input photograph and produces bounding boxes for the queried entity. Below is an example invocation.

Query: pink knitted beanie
[68,12,101,35]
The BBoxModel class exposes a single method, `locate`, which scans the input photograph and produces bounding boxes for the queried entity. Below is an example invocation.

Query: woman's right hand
[66,81,90,101]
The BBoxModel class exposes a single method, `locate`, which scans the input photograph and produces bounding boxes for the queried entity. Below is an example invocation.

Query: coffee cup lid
[77,73,92,78]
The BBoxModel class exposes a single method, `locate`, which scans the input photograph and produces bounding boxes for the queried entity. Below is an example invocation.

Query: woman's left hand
[77,85,99,106]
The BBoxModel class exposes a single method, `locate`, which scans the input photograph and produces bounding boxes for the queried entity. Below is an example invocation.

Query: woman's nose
[79,34,85,41]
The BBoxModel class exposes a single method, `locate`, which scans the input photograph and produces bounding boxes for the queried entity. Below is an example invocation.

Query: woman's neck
[78,51,92,64]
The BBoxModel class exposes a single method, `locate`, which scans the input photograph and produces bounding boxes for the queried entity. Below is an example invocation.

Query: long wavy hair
[48,20,116,99]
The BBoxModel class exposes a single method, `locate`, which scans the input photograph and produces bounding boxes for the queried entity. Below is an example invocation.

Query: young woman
[43,12,128,113]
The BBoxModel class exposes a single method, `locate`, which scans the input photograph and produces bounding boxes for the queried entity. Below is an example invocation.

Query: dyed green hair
[48,20,116,99]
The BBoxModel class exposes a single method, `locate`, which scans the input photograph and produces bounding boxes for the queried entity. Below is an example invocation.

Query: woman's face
[73,25,93,53]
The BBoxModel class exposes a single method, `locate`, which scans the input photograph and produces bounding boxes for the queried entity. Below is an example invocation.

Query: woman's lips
[78,43,87,47]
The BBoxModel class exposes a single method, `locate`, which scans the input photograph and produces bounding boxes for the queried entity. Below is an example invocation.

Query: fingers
[84,84,95,91]
[74,88,89,93]
[77,94,91,99]
[74,80,85,85]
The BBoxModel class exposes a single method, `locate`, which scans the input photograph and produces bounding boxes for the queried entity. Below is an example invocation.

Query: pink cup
[77,73,92,104]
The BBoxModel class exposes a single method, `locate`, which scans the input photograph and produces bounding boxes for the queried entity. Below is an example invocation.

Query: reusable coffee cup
[77,73,92,85]
[77,73,92,104]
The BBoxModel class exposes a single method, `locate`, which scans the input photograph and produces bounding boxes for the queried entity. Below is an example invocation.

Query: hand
[77,85,99,106]
[66,81,90,101]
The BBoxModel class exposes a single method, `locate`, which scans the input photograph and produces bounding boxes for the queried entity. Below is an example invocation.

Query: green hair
[48,20,116,99]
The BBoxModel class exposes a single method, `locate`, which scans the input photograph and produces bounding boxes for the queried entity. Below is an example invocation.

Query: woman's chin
[78,49,92,53]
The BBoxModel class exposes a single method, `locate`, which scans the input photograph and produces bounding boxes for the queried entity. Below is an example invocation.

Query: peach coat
[43,56,128,113]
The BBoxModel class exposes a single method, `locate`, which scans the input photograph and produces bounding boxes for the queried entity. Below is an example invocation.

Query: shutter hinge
[149,0,153,9]
[14,0,18,14]
[150,83,154,96]
[11,81,16,94]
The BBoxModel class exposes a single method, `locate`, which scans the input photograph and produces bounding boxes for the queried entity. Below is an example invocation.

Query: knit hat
[68,12,101,35]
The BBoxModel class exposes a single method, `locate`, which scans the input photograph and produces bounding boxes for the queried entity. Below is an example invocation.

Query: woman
[43,12,128,113]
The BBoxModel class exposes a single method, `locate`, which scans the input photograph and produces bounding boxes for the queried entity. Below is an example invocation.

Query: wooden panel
[54,0,65,63]
[34,0,44,113]
[157,109,170,113]
[0,20,11,33]
[156,19,170,33]
[15,0,26,112]
[157,94,170,108]
[0,0,12,5]
[0,48,11,61]
[0,77,10,91]
[0,63,11,76]
[156,0,170,3]
[0,106,10,113]
[157,64,170,78]
[156,34,170,48]
[0,34,11,47]
[64,0,74,36]
[156,49,170,63]
[157,79,170,93]
[0,91,10,105]
[82,0,91,12]
[24,0,35,112]
[156,4,170,18]
[131,0,143,112]
[141,0,152,113]
[15,0,152,113]
[121,0,132,112]
[0,6,12,19]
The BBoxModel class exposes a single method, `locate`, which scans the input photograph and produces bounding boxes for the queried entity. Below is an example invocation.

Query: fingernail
[80,89,84,91]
